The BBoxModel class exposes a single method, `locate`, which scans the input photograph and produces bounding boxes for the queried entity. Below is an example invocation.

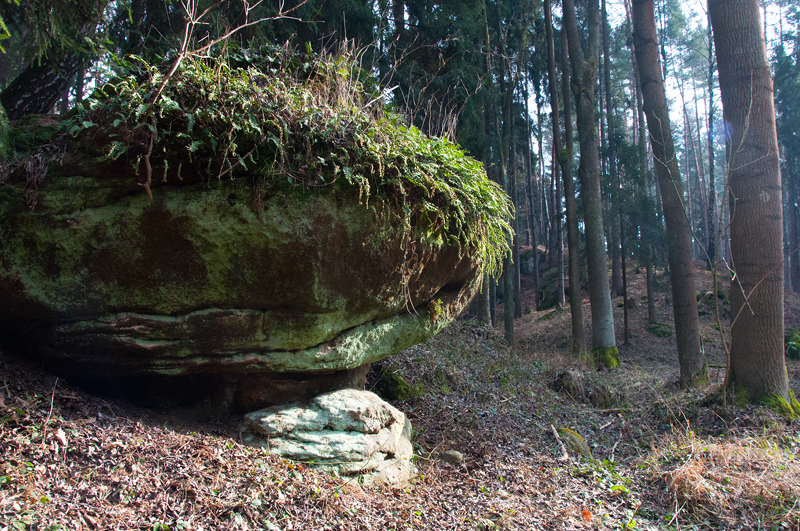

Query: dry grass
[651,430,800,528]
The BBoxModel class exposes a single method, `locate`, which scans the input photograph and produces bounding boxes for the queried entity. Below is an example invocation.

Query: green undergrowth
[647,322,673,338]
[786,327,800,360]
[50,44,512,276]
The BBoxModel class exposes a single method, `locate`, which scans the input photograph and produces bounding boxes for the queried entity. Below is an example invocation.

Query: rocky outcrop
[0,165,480,410]
[241,389,414,486]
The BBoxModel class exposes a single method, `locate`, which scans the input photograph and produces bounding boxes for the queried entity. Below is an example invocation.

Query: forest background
[2,0,800,528]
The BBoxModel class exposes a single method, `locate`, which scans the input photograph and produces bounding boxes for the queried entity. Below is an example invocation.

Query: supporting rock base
[240,389,416,487]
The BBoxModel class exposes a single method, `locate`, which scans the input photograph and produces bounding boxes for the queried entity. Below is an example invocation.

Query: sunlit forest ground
[2,261,800,530]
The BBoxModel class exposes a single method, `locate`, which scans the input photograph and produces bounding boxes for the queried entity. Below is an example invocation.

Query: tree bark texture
[546,0,586,355]
[524,84,540,307]
[790,165,800,293]
[562,0,617,360]
[1,52,84,120]
[632,0,707,386]
[709,0,788,402]
[707,18,717,269]
[604,0,623,298]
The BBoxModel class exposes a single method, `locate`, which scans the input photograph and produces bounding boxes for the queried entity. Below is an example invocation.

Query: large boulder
[0,48,510,414]
[241,388,414,486]
[0,160,481,410]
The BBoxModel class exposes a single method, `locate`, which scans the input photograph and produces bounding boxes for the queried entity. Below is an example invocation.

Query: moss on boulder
[374,368,423,402]
[0,47,512,414]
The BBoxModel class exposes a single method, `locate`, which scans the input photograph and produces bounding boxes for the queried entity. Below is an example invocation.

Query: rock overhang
[0,45,511,412]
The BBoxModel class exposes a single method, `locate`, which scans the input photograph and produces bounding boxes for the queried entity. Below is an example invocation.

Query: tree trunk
[548,159,557,271]
[393,0,405,41]
[632,0,707,386]
[1,52,84,120]
[490,278,497,325]
[645,247,656,324]
[537,93,547,250]
[524,81,540,307]
[546,0,586,355]
[512,139,523,319]
[707,16,718,269]
[605,0,623,298]
[477,274,491,326]
[790,163,800,294]
[710,0,789,406]
[621,217,629,343]
[484,0,514,343]
[75,67,86,103]
[692,79,711,255]
[563,0,618,365]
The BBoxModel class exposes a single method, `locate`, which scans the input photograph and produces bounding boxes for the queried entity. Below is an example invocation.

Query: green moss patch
[46,45,512,278]
[556,427,593,460]
[593,346,620,368]
[758,394,796,420]
[374,368,423,402]
[647,322,673,338]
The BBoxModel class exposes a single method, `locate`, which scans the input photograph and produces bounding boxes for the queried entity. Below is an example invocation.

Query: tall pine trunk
[709,0,791,407]
[545,1,586,355]
[707,18,718,269]
[563,0,618,366]
[632,0,707,386]
[524,82,540,307]
[790,163,800,294]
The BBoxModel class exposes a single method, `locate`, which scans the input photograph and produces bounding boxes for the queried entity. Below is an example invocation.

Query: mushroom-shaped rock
[0,47,511,414]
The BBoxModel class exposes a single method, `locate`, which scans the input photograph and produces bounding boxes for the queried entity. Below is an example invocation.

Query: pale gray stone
[241,389,415,486]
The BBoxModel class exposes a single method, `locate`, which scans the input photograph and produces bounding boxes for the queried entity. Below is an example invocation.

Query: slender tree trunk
[512,138,523,319]
[548,158,558,271]
[478,111,492,326]
[632,0,707,386]
[710,0,789,406]
[604,0,623,298]
[490,279,497,325]
[556,162,565,307]
[1,52,84,120]
[537,92,547,250]
[621,218,629,343]
[646,247,657,324]
[524,82,540,307]
[485,0,514,342]
[683,124,696,260]
[692,79,711,253]
[707,17,717,269]
[563,0,618,365]
[790,163,800,294]
[546,0,586,354]
[75,67,85,103]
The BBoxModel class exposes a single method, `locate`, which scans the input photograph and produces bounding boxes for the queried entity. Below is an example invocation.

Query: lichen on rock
[241,389,415,486]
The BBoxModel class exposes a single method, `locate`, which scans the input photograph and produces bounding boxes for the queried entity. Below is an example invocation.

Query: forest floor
[3,263,800,530]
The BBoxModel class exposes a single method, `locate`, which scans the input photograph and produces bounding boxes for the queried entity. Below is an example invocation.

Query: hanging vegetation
[54,44,513,277]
